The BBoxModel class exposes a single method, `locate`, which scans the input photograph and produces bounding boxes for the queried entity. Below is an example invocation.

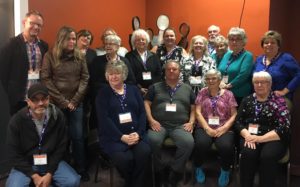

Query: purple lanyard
[167,83,181,103]
[112,84,127,111]
[262,53,280,71]
[30,43,37,71]
[141,51,147,70]
[29,111,48,153]
[165,47,177,60]
[209,90,220,115]
[106,54,120,62]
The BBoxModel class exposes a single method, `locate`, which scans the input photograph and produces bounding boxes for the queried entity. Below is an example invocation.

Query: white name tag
[166,103,177,112]
[208,116,220,126]
[33,154,47,165]
[142,72,152,80]
[189,76,202,85]
[184,64,192,70]
[222,75,229,84]
[119,112,132,124]
[248,123,259,134]
[28,71,40,80]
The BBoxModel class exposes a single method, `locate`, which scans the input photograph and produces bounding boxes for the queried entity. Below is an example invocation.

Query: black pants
[239,140,286,187]
[194,128,235,170]
[110,141,151,187]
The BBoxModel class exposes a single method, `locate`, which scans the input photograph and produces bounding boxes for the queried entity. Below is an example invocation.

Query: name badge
[189,76,202,85]
[166,103,177,112]
[208,116,220,126]
[222,75,229,84]
[119,112,132,124]
[248,123,259,134]
[33,154,47,165]
[28,71,40,80]
[184,64,192,70]
[142,72,152,80]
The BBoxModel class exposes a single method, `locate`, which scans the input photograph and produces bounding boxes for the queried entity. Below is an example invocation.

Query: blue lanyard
[225,49,245,74]
[112,84,127,111]
[167,83,181,103]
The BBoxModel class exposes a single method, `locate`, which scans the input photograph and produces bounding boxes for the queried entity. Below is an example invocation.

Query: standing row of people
[1,10,300,187]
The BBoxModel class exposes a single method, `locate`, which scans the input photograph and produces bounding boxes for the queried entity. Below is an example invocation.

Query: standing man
[144,60,195,187]
[207,25,221,55]
[6,83,80,187]
[0,10,48,115]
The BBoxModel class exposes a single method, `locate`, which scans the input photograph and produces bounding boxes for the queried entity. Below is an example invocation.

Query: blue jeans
[63,104,87,172]
[5,161,80,187]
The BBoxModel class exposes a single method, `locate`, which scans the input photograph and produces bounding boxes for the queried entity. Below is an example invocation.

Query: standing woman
[212,35,229,67]
[218,27,253,105]
[125,29,162,96]
[182,35,216,94]
[253,30,300,101]
[77,29,97,65]
[41,26,90,180]
[96,60,150,187]
[152,28,188,74]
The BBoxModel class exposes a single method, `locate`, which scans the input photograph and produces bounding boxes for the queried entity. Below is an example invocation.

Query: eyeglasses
[253,81,270,85]
[228,37,243,42]
[205,77,218,81]
[29,21,43,28]
[105,43,118,46]
[30,96,48,104]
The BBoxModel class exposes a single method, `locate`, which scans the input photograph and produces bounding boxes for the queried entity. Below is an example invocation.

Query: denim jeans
[63,104,87,172]
[5,161,80,187]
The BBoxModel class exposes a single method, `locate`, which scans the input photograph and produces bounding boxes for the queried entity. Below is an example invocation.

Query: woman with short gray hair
[218,27,254,105]
[126,29,162,96]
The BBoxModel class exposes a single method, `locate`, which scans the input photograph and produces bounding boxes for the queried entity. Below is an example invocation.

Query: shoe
[195,167,205,183]
[218,168,230,187]
[79,171,90,182]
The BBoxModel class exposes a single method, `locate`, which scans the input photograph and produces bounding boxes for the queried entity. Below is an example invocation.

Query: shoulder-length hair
[52,26,83,66]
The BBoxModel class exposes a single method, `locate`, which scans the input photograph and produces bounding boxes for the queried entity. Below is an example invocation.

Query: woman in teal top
[218,27,253,105]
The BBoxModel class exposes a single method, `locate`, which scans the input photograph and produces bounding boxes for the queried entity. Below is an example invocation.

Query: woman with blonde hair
[182,35,216,94]
[41,26,90,181]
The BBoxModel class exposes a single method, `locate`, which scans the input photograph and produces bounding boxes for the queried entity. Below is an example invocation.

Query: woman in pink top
[194,69,237,187]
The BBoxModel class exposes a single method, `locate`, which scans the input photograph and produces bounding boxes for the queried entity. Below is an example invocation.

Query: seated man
[144,60,195,187]
[6,83,80,187]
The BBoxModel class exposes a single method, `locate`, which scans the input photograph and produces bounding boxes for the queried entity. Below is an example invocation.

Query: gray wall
[0,0,14,174]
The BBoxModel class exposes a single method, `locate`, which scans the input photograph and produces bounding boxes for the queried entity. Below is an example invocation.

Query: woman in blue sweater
[253,30,300,101]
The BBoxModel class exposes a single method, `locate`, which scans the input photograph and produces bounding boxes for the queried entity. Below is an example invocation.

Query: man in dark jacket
[0,10,48,115]
[5,83,80,187]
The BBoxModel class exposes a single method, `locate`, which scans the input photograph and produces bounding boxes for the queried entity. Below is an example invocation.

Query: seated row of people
[96,60,290,187]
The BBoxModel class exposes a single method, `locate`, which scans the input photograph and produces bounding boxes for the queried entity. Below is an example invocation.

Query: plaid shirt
[24,35,43,97]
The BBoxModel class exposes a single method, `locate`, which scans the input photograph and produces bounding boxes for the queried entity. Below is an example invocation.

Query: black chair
[94,149,114,187]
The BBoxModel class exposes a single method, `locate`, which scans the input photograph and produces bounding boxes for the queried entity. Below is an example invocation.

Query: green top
[218,50,253,97]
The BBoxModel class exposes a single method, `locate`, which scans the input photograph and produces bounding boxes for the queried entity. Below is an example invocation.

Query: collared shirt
[24,34,42,96]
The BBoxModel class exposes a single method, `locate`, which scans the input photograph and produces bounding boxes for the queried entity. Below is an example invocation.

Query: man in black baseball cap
[6,83,81,186]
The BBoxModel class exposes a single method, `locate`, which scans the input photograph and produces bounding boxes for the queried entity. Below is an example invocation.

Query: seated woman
[235,71,290,187]
[194,69,237,187]
[95,60,151,187]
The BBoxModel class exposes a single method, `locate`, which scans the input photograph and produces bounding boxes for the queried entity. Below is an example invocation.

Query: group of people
[1,10,300,187]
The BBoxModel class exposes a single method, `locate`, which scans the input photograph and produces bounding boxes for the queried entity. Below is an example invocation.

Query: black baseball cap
[27,83,49,99]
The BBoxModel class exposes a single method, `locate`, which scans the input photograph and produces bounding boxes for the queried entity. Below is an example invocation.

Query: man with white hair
[207,25,221,55]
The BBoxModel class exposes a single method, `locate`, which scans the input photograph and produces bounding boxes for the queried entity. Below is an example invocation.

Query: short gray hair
[228,27,247,45]
[105,34,121,46]
[105,60,128,81]
[131,29,150,49]
[214,35,228,47]
[252,71,272,84]
[204,69,222,81]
